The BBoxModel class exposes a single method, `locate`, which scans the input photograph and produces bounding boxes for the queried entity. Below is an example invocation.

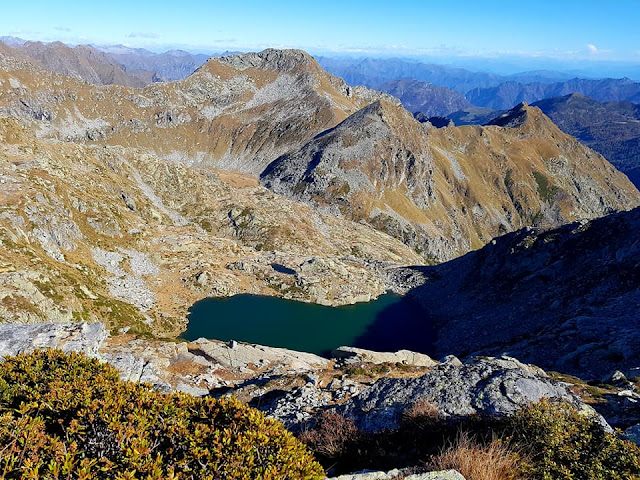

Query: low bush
[507,399,640,479]
[0,349,324,480]
[298,411,361,458]
[300,400,640,479]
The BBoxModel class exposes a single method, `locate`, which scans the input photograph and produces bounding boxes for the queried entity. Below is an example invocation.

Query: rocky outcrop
[0,322,106,359]
[215,49,316,72]
[0,321,330,395]
[244,354,608,433]
[333,357,606,433]
[404,206,640,380]
[0,322,615,437]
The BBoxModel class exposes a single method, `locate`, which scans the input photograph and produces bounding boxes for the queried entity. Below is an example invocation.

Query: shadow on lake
[182,293,436,357]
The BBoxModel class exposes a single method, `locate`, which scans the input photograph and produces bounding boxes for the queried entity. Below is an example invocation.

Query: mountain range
[94,44,211,82]
[316,56,575,94]
[0,43,637,379]
[467,77,640,109]
[1,38,640,477]
[0,38,211,87]
[262,99,637,261]
[378,78,471,117]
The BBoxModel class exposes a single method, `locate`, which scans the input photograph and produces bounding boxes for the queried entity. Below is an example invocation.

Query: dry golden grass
[402,398,441,425]
[428,432,522,480]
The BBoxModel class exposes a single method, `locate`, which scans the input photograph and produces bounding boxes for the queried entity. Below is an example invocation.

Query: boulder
[327,469,465,480]
[332,346,437,367]
[190,337,330,371]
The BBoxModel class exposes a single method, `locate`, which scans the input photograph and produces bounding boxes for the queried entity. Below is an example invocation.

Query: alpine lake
[182,292,432,357]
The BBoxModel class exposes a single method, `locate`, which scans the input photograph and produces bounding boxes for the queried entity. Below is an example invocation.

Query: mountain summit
[215,48,316,72]
[262,97,639,261]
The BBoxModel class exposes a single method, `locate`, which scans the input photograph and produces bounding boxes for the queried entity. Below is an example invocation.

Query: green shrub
[300,400,640,478]
[507,399,640,479]
[0,349,324,480]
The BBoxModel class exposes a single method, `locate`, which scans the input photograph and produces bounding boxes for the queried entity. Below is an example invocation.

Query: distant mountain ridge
[378,78,471,117]
[467,77,640,109]
[17,40,149,87]
[0,38,212,86]
[316,56,583,94]
[95,45,211,82]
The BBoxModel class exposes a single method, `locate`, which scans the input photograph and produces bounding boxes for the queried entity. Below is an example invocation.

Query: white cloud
[128,32,160,39]
[587,44,598,53]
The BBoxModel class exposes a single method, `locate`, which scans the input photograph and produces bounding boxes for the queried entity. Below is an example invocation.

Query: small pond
[182,293,433,356]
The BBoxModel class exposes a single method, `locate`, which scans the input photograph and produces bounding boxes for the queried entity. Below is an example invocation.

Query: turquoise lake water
[182,293,432,356]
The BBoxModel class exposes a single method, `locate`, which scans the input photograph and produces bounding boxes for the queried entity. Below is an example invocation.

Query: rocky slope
[0,47,393,175]
[0,114,422,335]
[532,93,640,188]
[397,206,640,380]
[261,100,639,261]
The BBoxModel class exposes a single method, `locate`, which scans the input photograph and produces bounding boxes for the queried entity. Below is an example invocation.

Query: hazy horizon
[2,0,639,79]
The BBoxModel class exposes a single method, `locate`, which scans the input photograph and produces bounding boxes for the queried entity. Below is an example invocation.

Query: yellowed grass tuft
[427,431,522,480]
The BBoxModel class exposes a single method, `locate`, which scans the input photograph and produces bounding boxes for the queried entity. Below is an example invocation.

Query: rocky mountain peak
[485,101,559,133]
[214,48,316,72]
[336,99,419,131]
[485,101,530,127]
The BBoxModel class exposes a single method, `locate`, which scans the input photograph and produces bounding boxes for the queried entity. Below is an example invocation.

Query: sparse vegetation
[428,432,520,480]
[340,362,392,378]
[299,400,640,478]
[0,349,324,480]
[533,171,559,202]
[298,411,361,459]
[401,398,441,425]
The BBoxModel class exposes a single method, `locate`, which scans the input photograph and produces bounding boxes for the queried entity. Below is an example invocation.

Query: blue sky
[3,1,639,64]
